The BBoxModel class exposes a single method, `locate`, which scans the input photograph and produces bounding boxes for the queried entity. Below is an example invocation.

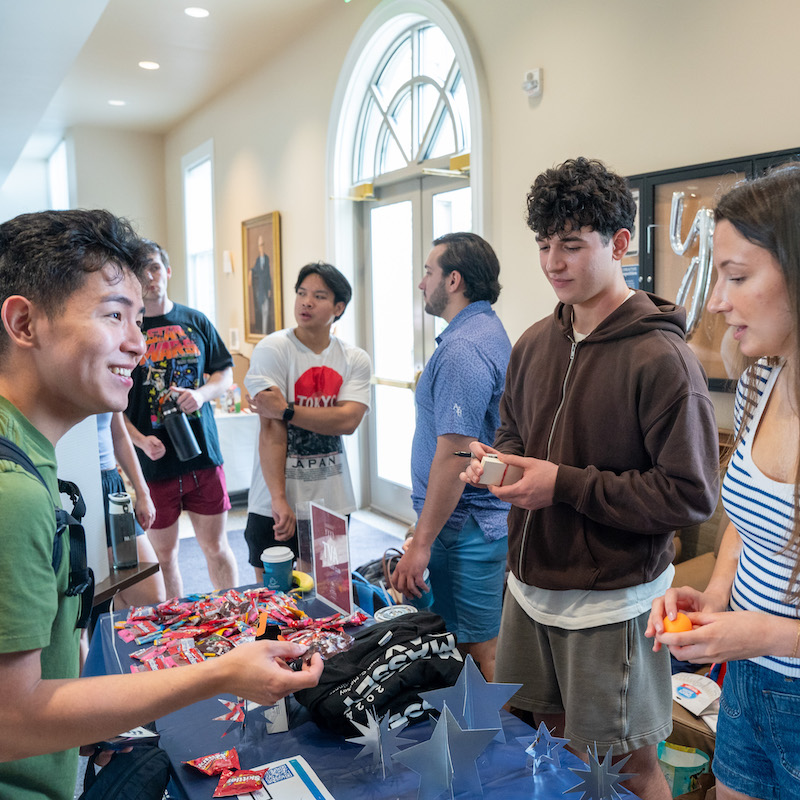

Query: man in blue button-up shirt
[392,232,512,680]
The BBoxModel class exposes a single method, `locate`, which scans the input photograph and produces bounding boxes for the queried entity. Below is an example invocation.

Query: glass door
[364,176,471,521]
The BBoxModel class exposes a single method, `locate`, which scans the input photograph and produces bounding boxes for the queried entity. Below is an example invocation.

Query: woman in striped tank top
[647,164,800,800]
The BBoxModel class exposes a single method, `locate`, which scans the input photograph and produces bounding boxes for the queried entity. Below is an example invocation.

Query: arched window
[353,22,470,183]
[328,0,486,520]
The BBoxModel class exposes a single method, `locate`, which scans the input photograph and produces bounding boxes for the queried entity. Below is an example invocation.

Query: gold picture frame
[242,212,282,343]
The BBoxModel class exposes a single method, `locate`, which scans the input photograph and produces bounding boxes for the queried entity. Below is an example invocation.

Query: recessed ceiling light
[139,61,160,70]
[108,100,126,107]
[184,7,209,18]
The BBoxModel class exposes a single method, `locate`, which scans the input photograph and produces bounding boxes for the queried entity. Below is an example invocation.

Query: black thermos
[162,395,201,461]
[108,491,138,570]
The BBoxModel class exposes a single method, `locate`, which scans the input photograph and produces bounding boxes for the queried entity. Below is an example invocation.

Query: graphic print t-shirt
[245,328,371,517]
[126,304,233,481]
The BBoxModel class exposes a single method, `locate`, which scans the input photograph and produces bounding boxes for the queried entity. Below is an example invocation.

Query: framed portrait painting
[242,212,282,343]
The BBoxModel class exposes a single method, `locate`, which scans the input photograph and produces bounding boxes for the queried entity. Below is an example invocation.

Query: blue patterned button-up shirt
[410,300,512,540]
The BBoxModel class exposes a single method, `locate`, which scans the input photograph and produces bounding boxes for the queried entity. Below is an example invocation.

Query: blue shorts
[427,516,507,644]
[713,658,800,799]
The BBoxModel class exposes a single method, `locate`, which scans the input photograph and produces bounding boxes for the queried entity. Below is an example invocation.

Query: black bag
[80,746,171,800]
[0,436,94,627]
[294,612,463,736]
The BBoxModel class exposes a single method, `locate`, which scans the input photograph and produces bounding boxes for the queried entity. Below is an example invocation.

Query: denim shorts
[713,659,800,799]
[427,516,507,644]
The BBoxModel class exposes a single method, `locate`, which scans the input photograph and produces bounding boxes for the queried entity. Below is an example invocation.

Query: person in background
[391,232,511,680]
[244,262,371,583]
[0,209,321,800]
[461,158,719,800]
[648,164,800,800]
[124,240,238,599]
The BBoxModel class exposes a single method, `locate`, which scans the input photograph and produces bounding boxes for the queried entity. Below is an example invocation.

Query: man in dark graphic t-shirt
[124,240,238,598]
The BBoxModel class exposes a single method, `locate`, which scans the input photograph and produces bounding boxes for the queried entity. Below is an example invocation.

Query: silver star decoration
[565,744,635,800]
[346,709,414,779]
[392,702,498,800]
[419,654,522,742]
[518,721,570,773]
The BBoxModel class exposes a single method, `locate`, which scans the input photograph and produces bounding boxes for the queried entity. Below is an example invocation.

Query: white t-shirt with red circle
[245,328,372,519]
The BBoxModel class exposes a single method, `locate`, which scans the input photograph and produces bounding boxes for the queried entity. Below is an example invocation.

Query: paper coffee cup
[261,546,294,592]
[404,568,434,610]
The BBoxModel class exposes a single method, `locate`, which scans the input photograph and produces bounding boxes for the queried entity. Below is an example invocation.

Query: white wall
[0,157,49,222]
[158,0,800,355]
[163,1,382,353]
[69,125,167,244]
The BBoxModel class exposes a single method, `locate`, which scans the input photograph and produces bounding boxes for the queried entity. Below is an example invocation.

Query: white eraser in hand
[477,455,523,486]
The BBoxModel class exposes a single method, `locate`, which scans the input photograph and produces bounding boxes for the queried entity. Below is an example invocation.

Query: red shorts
[148,466,231,529]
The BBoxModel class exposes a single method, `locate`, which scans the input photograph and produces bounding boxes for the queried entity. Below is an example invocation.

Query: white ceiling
[0,0,342,186]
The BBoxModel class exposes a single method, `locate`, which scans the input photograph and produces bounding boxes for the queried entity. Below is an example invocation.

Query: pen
[453,451,475,457]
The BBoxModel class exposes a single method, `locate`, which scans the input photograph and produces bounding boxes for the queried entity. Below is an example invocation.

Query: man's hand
[459,441,494,485]
[460,443,556,510]
[138,436,166,461]
[271,497,297,541]
[212,640,323,705]
[134,492,156,530]
[247,387,288,420]
[391,541,431,598]
[488,455,556,510]
[172,386,204,415]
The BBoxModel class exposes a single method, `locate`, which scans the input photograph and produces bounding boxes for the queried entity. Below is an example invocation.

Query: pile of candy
[116,588,367,672]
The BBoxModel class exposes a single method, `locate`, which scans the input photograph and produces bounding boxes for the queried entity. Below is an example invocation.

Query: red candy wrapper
[183,748,240,776]
[212,768,267,797]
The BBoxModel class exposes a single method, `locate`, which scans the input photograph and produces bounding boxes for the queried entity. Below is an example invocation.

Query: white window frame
[181,139,217,324]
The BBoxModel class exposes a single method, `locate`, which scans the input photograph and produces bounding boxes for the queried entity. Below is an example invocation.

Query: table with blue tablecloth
[84,605,639,800]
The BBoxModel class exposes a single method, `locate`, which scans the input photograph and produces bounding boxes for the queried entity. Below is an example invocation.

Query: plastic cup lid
[260,546,294,563]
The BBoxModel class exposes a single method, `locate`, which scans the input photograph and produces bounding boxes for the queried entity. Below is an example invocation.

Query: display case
[628,146,800,392]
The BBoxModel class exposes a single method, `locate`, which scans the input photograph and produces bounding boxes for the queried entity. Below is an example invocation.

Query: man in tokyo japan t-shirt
[243,261,371,582]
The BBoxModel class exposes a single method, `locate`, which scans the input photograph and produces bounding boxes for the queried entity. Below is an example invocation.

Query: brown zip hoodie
[495,291,719,591]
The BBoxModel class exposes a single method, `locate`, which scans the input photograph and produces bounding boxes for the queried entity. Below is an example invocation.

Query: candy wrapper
[212,768,267,797]
[183,748,240,776]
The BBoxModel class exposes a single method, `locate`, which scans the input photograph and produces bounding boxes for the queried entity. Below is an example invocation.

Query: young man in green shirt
[0,209,322,800]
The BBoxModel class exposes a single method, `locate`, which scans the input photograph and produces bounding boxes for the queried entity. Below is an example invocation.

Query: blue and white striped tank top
[722,359,800,677]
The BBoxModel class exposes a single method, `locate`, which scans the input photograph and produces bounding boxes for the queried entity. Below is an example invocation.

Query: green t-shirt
[0,396,81,800]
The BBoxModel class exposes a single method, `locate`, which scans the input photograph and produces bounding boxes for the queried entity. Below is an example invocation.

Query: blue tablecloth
[85,609,639,800]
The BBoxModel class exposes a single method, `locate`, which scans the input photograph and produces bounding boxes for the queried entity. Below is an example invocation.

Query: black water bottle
[162,395,201,461]
[108,491,138,570]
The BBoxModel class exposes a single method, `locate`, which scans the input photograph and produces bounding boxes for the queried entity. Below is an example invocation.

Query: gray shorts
[496,591,672,753]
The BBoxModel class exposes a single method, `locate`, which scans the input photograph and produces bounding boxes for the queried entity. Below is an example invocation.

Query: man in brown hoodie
[462,158,719,800]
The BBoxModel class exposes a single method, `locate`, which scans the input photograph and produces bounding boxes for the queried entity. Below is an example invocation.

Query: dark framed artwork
[242,212,282,343]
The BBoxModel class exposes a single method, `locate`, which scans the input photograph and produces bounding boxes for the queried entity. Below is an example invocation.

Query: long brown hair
[715,163,800,602]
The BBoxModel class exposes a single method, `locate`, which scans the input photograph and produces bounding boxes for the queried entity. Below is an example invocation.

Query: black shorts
[244,512,299,567]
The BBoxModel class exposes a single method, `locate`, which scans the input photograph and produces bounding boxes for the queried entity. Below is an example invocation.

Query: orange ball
[663,612,692,633]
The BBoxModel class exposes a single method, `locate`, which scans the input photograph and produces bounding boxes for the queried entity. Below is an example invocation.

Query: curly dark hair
[432,231,502,304]
[526,157,636,243]
[0,209,144,355]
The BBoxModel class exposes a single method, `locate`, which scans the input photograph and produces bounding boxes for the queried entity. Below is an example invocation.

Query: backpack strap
[0,436,94,628]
